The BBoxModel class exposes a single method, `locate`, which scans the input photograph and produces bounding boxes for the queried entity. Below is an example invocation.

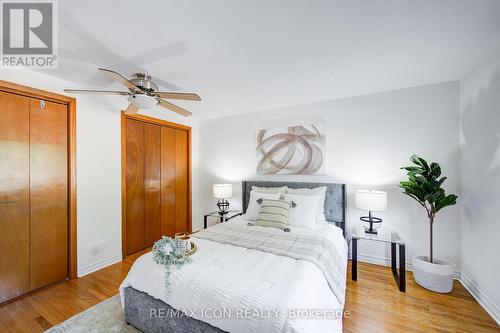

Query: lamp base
[360,211,382,235]
[364,227,378,234]
[217,199,230,214]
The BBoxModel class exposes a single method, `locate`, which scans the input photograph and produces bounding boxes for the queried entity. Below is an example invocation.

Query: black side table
[203,211,242,229]
[351,228,406,292]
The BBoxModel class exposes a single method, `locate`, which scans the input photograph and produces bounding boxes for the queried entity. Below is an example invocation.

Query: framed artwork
[256,124,326,175]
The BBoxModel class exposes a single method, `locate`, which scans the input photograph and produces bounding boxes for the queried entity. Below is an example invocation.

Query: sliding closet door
[144,123,161,246]
[0,92,30,303]
[123,116,191,256]
[125,120,145,255]
[29,98,68,290]
[160,126,175,236]
[174,129,189,233]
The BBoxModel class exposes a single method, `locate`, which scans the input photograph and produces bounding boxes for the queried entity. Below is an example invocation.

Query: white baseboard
[348,252,461,279]
[77,253,123,277]
[349,252,412,270]
[459,273,500,325]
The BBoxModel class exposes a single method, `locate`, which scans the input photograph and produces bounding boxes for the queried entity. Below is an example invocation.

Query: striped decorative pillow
[255,198,290,229]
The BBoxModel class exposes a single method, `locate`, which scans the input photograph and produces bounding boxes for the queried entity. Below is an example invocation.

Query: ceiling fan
[64,68,201,116]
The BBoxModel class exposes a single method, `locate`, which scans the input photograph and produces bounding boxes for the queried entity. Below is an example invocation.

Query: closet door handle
[0,201,15,206]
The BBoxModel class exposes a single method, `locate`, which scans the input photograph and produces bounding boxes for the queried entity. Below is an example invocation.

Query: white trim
[459,273,500,325]
[348,252,411,270]
[77,253,123,277]
[348,252,461,279]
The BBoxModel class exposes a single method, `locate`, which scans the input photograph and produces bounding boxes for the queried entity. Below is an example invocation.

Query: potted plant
[400,155,458,293]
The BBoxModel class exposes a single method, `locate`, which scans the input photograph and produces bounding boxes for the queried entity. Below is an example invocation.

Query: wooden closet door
[144,123,161,246]
[125,119,145,255]
[30,98,68,290]
[0,92,30,303]
[160,127,175,236]
[174,129,189,233]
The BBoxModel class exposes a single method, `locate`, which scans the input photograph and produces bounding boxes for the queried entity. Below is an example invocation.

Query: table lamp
[213,184,232,214]
[355,190,387,234]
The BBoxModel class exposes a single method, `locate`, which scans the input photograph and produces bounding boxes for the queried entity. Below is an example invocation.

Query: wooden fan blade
[158,98,192,117]
[98,68,144,93]
[124,103,139,115]
[64,89,131,95]
[154,92,201,101]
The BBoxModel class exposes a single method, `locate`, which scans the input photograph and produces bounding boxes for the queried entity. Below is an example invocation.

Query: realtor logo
[1,0,58,68]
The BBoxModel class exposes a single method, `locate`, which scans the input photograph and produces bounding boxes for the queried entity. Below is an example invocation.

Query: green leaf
[430,163,441,178]
[437,177,447,186]
[411,155,430,172]
[424,194,434,203]
[402,186,426,202]
[410,154,421,164]
[401,166,423,173]
[435,194,458,213]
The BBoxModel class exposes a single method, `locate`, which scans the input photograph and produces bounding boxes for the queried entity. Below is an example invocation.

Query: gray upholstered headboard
[242,181,346,236]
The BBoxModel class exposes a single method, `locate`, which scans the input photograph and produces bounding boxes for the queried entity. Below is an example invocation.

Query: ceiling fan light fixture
[64,68,199,116]
[128,94,159,109]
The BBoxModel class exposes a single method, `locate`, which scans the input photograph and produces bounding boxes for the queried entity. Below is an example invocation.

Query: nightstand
[203,211,242,229]
[351,227,406,292]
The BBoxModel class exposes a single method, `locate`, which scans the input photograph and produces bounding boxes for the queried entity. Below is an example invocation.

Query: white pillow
[251,185,287,194]
[285,193,321,229]
[285,186,327,224]
[245,191,281,220]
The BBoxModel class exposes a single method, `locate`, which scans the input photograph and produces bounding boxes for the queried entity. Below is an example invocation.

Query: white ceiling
[36,0,500,119]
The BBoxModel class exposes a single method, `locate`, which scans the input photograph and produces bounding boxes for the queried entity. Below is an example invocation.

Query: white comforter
[119,217,348,333]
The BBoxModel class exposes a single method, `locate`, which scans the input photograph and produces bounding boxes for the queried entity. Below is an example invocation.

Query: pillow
[251,185,287,194]
[255,198,290,229]
[244,191,281,220]
[284,193,321,229]
[285,186,327,224]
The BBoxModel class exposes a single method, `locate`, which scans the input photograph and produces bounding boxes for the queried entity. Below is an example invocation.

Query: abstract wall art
[256,124,326,175]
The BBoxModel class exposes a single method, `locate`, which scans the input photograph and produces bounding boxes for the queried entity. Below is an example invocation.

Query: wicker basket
[185,242,197,256]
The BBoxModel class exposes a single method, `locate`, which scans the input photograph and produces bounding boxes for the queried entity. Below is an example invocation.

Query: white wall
[0,70,199,277]
[198,82,461,268]
[459,46,500,323]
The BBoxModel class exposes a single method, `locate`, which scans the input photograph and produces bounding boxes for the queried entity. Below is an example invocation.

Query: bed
[120,181,347,333]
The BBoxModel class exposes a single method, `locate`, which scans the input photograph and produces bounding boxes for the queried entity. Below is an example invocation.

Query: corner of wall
[458,44,500,326]
[460,273,500,325]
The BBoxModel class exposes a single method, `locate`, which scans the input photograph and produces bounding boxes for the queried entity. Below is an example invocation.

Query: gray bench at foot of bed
[124,287,226,333]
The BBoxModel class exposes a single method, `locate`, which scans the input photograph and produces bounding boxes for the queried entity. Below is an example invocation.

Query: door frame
[0,80,78,279]
[121,112,192,258]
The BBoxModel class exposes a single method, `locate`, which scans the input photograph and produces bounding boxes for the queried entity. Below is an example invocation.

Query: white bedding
[119,216,348,333]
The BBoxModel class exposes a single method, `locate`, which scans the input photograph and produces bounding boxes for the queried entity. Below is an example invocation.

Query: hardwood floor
[0,254,498,332]
[344,261,499,333]
[0,249,147,333]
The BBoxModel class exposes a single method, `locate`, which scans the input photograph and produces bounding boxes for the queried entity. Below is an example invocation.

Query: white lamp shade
[355,190,387,211]
[213,184,232,199]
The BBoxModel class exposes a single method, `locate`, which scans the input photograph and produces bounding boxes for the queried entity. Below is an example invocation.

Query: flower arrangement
[152,236,192,294]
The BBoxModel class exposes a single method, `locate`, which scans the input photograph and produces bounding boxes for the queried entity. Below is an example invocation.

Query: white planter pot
[412,256,456,293]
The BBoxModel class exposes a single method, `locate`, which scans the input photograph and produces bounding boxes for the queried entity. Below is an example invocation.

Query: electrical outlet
[89,239,113,258]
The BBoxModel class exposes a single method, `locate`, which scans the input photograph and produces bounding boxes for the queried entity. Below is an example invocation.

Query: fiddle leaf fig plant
[400,154,457,263]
